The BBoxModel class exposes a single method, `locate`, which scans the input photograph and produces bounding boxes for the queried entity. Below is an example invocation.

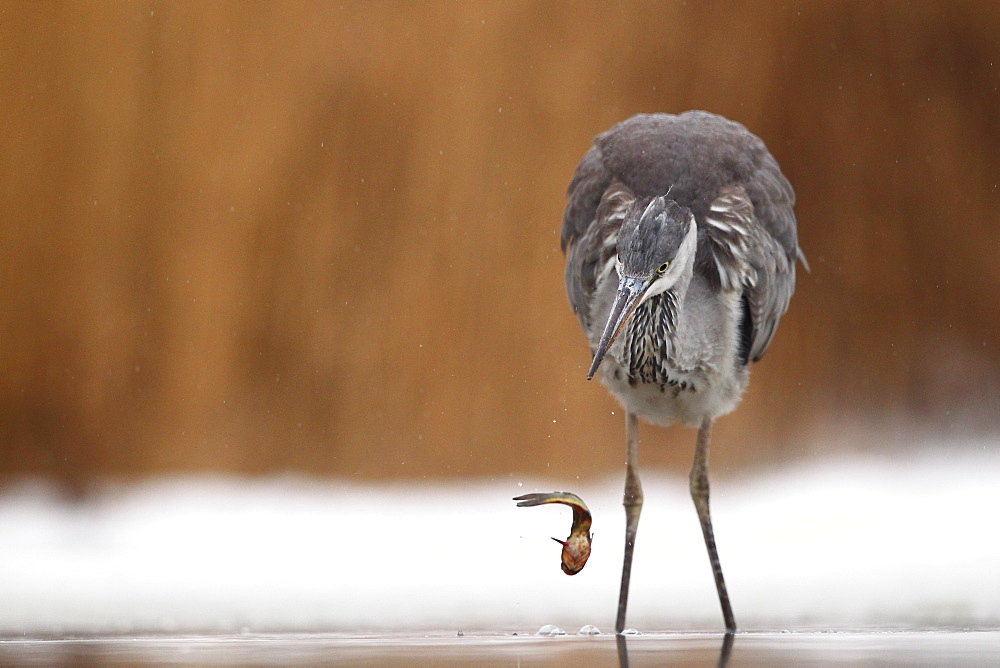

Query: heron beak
[587,275,648,379]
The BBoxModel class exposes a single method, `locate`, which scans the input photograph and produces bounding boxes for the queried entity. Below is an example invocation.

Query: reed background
[2,1,999,485]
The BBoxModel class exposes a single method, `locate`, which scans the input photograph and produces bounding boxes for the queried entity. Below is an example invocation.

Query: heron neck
[623,289,683,385]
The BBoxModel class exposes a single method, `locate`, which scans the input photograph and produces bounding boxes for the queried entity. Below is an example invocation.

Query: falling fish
[514,491,593,575]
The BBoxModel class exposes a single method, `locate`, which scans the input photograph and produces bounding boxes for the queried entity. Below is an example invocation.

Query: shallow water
[2,629,999,666]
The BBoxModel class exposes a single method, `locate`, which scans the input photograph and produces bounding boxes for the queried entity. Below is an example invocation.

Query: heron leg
[616,411,643,633]
[690,417,737,632]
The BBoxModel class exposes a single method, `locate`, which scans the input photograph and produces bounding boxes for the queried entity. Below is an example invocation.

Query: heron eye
[656,262,669,274]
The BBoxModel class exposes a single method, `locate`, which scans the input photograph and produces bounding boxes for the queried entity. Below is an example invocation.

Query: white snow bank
[0,445,998,634]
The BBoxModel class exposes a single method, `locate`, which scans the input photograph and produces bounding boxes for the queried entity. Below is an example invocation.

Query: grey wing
[740,152,801,362]
[701,153,800,363]
[561,145,612,331]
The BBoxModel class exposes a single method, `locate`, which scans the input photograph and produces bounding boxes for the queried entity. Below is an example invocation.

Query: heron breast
[623,293,698,390]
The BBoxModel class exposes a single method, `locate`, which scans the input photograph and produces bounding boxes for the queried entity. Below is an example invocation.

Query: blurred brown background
[2,1,999,485]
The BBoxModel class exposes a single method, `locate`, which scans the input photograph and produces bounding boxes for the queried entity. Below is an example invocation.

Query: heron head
[587,196,697,379]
